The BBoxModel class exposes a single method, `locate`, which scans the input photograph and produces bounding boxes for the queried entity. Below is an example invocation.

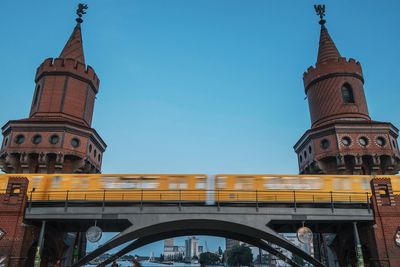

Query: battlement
[303,57,363,90]
[35,58,100,92]
[371,177,392,183]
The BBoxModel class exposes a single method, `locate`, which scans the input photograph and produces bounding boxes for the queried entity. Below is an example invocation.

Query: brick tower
[0,6,106,174]
[294,7,400,175]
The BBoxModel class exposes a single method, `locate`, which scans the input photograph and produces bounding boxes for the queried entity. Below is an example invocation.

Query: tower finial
[314,4,326,26]
[76,3,88,24]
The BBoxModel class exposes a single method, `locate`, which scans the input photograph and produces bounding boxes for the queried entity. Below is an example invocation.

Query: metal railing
[23,189,375,212]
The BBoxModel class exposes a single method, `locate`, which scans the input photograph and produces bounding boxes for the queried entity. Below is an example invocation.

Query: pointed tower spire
[59,3,88,64]
[314,5,341,64]
[295,5,400,175]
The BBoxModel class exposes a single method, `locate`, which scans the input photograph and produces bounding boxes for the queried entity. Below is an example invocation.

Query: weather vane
[314,4,326,25]
[76,3,88,24]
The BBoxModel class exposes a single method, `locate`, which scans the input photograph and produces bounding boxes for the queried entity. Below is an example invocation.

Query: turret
[294,6,400,175]
[0,4,106,173]
[303,9,369,128]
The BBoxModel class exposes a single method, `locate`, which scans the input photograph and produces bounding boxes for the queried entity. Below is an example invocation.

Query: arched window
[341,83,355,104]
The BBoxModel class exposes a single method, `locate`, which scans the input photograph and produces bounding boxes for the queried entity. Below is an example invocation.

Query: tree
[159,253,164,262]
[218,246,223,256]
[227,245,253,267]
[200,252,220,265]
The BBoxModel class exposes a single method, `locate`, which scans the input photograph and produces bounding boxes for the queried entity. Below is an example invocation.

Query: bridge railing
[24,189,374,212]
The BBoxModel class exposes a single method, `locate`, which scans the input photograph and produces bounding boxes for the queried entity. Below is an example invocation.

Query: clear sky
[1,0,400,258]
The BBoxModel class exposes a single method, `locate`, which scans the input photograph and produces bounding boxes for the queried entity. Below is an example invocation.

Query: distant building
[225,239,240,251]
[163,238,184,259]
[185,236,199,261]
[165,238,174,247]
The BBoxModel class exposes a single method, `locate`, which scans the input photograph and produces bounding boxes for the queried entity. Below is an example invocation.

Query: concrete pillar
[34,220,46,267]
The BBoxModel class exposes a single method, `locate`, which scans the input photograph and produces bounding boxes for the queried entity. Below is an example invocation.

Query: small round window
[359,137,369,147]
[15,135,25,144]
[341,136,352,147]
[89,144,93,153]
[376,137,386,147]
[320,139,330,149]
[32,135,42,145]
[71,138,80,148]
[49,134,60,145]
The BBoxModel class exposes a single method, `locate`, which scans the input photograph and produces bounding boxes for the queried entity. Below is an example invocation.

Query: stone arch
[73,219,324,267]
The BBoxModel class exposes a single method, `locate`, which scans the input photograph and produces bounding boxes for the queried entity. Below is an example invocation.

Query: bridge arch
[74,218,324,267]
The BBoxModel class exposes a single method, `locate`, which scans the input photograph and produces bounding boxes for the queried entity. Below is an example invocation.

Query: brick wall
[370,178,400,267]
[0,177,36,267]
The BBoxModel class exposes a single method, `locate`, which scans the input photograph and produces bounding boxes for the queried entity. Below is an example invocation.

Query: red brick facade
[0,177,36,266]
[370,178,400,267]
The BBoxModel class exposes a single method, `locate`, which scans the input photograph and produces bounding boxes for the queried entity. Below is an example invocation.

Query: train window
[32,176,43,189]
[235,178,253,190]
[102,176,160,189]
[195,176,206,189]
[196,182,206,189]
[216,177,226,189]
[333,178,352,190]
[302,177,323,189]
[141,179,159,189]
[72,177,89,189]
[263,177,283,189]
[51,176,62,188]
[360,177,370,190]
[169,182,188,189]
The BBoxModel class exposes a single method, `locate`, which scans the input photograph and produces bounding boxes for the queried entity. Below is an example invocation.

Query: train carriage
[214,174,400,203]
[0,173,208,203]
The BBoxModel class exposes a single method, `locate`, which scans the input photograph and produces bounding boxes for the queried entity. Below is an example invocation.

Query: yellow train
[0,174,399,203]
[215,174,400,202]
[0,174,208,202]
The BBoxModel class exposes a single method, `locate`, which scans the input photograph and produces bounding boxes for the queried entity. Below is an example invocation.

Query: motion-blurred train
[0,174,399,203]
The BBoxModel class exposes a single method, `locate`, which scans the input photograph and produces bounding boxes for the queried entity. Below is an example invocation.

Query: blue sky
[1,0,400,257]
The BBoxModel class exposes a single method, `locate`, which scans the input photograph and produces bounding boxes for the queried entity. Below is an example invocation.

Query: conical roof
[59,24,85,64]
[316,25,341,64]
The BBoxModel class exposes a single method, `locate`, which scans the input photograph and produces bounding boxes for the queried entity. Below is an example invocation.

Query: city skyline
[1,0,400,260]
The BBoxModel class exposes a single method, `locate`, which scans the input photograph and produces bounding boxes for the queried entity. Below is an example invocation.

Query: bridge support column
[34,220,46,267]
[353,222,365,267]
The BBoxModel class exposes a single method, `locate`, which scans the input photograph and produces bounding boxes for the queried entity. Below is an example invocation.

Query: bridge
[24,188,375,267]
